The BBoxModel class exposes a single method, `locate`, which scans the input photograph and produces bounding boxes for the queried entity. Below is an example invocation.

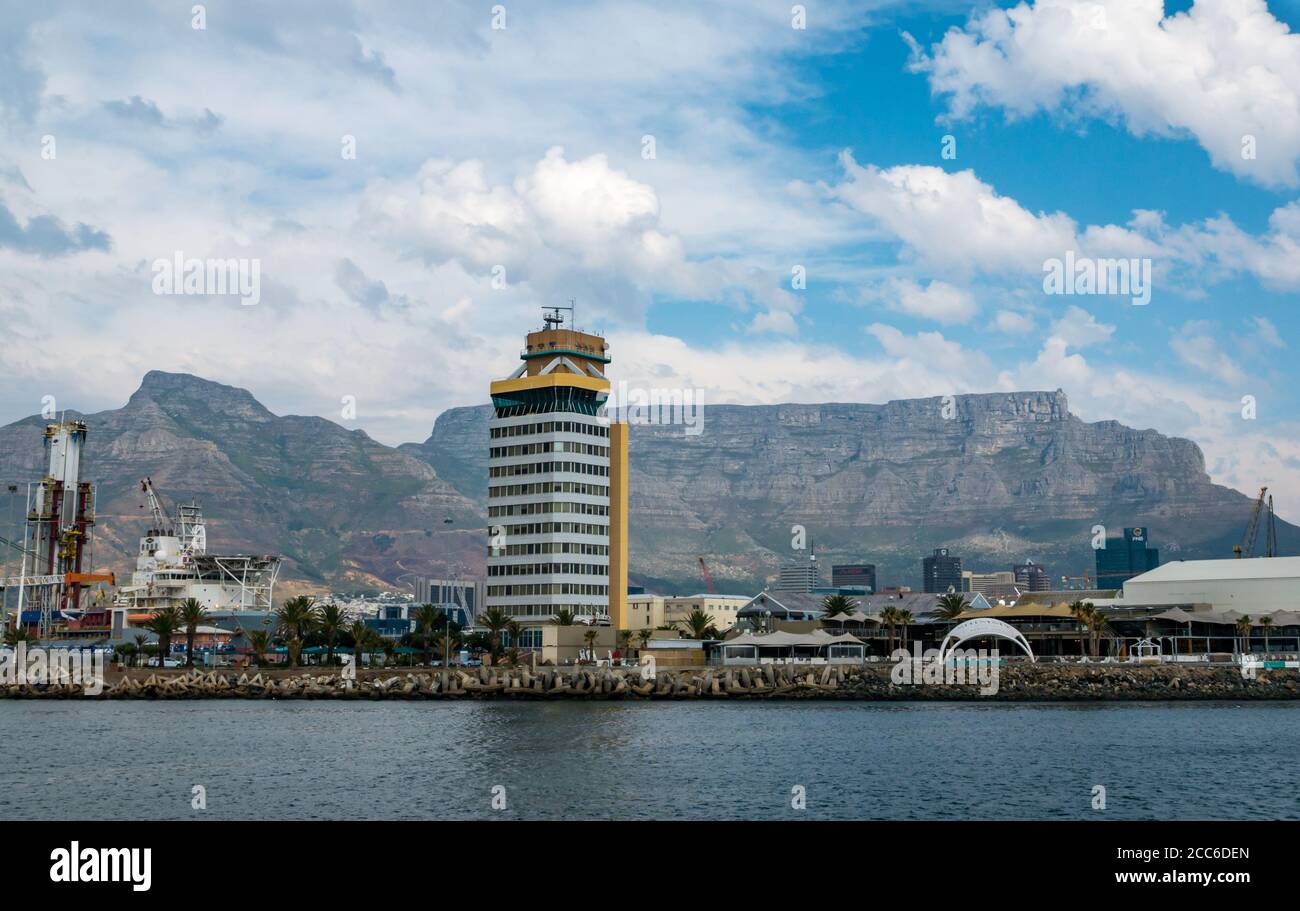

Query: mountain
[404,390,1299,593]
[2,375,1292,596]
[0,372,482,592]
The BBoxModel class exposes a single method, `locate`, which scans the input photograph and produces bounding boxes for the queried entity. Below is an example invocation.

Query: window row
[488,584,610,597]
[492,542,608,556]
[490,420,609,439]
[490,442,609,458]
[489,481,609,499]
[494,521,608,537]
[490,460,609,479]
[489,501,609,518]
[488,562,608,577]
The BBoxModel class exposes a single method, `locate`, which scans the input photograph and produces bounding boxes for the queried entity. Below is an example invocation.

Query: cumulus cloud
[1049,305,1114,349]
[908,0,1300,187]
[994,310,1036,334]
[1171,321,1247,386]
[864,277,978,324]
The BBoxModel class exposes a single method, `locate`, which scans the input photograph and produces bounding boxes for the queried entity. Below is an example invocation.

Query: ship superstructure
[112,477,281,614]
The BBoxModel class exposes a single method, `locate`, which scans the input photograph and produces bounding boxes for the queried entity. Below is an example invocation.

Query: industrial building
[484,307,629,643]
[1115,556,1300,615]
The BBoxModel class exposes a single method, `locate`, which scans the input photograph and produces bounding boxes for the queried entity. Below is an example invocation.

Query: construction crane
[1234,486,1268,558]
[1265,494,1278,558]
[697,556,717,594]
[140,477,172,534]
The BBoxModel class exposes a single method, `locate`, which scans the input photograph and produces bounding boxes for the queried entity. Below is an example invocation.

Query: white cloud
[869,277,978,324]
[994,310,1035,334]
[908,0,1300,187]
[1171,321,1247,386]
[1049,305,1114,349]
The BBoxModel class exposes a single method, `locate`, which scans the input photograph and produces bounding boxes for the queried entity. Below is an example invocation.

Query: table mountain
[403,390,1297,593]
[2,376,1291,596]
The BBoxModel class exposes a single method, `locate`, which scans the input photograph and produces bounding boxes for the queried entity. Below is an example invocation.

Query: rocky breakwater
[1,663,1299,700]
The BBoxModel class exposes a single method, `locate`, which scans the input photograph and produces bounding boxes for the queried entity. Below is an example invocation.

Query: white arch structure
[939,617,1035,663]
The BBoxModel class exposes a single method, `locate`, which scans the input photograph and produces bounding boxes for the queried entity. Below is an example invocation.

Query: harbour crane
[140,477,172,534]
[697,556,717,594]
[1233,487,1269,558]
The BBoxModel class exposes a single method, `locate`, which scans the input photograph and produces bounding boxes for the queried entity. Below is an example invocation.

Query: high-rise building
[831,563,876,593]
[1013,561,1051,592]
[922,547,963,593]
[775,554,821,593]
[1095,527,1160,590]
[414,578,486,623]
[961,570,1015,596]
[485,309,629,643]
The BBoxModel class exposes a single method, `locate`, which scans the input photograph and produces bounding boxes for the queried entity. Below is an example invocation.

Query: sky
[1,0,1298,517]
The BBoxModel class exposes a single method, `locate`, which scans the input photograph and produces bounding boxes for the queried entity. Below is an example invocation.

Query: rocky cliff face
[0,372,482,590]
[405,390,1294,592]
[2,377,1289,595]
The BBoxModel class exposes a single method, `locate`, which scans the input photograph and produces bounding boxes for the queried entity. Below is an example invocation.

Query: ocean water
[2,701,1297,820]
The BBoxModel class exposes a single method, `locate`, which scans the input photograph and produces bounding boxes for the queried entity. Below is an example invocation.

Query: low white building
[1118,557,1300,614]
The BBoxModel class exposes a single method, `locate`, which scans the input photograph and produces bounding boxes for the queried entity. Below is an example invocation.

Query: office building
[1095,527,1160,590]
[922,547,962,594]
[485,309,629,644]
[1013,561,1051,592]
[831,563,876,593]
[775,554,821,593]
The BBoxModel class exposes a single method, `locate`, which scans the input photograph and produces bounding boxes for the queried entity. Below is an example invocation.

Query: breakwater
[3,662,1299,700]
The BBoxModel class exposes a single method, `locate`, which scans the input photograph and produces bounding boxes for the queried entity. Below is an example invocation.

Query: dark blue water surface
[2,701,1297,820]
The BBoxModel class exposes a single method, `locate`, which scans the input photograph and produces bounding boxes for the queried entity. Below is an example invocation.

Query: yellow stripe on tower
[608,420,629,632]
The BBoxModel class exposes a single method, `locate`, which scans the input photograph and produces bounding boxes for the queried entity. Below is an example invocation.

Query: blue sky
[0,0,1298,515]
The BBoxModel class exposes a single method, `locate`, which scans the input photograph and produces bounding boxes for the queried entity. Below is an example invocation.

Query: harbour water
[3,701,1298,820]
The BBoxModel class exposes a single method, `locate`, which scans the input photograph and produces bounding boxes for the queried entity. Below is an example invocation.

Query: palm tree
[551,608,577,625]
[247,629,270,668]
[133,633,150,667]
[1086,606,1110,658]
[505,620,524,665]
[413,604,441,666]
[142,606,182,668]
[317,602,347,665]
[896,609,914,652]
[582,628,599,661]
[935,592,968,622]
[675,608,717,640]
[820,594,855,618]
[3,623,34,646]
[1259,615,1274,654]
[879,606,898,652]
[1236,615,1253,656]
[179,598,208,668]
[275,596,319,667]
[480,607,510,666]
[1069,601,1092,656]
[637,628,652,652]
[347,619,372,670]
[618,629,633,661]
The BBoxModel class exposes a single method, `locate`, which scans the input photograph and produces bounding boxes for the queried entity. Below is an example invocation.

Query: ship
[111,477,281,614]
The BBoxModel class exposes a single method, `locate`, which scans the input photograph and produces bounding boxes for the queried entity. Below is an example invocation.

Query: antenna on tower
[543,300,575,330]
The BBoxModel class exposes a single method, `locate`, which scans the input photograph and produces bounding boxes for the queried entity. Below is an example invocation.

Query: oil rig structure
[0,420,114,638]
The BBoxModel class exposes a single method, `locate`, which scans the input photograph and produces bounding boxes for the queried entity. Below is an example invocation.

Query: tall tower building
[922,547,962,594]
[1095,527,1160,590]
[485,308,629,643]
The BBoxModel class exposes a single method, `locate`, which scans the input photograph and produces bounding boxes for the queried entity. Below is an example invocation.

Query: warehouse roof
[1127,557,1300,584]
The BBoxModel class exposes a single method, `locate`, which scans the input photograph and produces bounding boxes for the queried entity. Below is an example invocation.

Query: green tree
[896,609,914,652]
[551,608,576,625]
[618,629,633,660]
[1259,615,1273,653]
[582,627,599,661]
[879,606,899,652]
[480,607,511,666]
[1236,615,1253,656]
[935,592,968,622]
[820,594,855,618]
[506,620,524,665]
[637,628,652,651]
[275,596,319,667]
[413,604,442,666]
[247,629,270,668]
[675,608,718,640]
[179,598,208,668]
[316,602,347,664]
[347,619,373,670]
[143,606,182,668]
[3,623,34,646]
